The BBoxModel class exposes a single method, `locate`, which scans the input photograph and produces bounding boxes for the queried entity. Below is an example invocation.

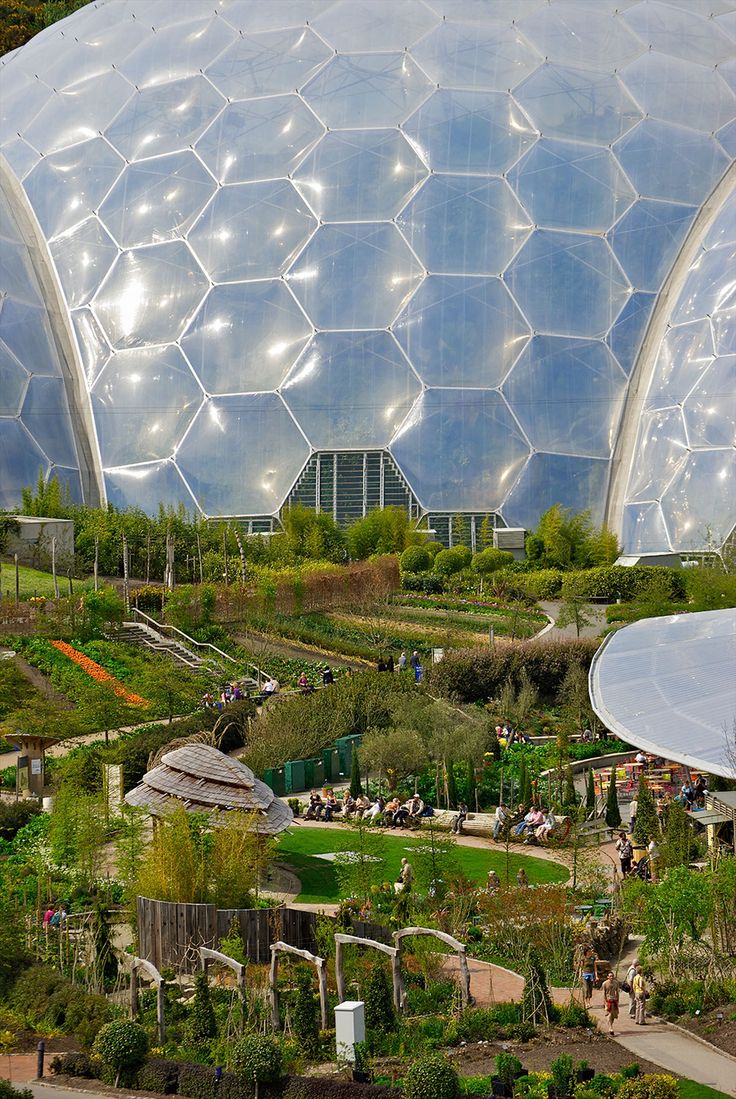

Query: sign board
[432,647,445,664]
[31,758,42,775]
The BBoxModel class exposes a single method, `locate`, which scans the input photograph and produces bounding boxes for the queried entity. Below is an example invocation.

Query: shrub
[404,1054,459,1099]
[471,548,515,576]
[283,1079,401,1099]
[495,1053,523,1089]
[363,961,395,1033]
[178,1062,224,1099]
[0,799,41,840]
[401,573,444,594]
[291,967,319,1054]
[433,547,472,577]
[135,1059,181,1094]
[557,1001,593,1029]
[49,1052,96,1078]
[454,1008,500,1043]
[93,1020,148,1078]
[231,1035,283,1085]
[0,1082,33,1099]
[618,1075,678,1099]
[550,1053,575,1099]
[9,966,112,1047]
[186,972,218,1046]
[400,545,432,574]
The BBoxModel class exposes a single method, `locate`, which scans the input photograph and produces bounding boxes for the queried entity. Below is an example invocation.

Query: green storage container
[304,758,324,789]
[321,747,339,783]
[336,734,363,777]
[284,759,306,794]
[263,766,286,797]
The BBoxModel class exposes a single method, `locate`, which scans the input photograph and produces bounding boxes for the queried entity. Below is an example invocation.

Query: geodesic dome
[0,0,734,552]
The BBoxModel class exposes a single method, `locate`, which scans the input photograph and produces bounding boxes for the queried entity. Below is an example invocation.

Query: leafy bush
[495,1053,523,1089]
[618,1075,678,1099]
[135,1058,181,1094]
[186,972,218,1046]
[93,1020,148,1073]
[401,573,445,594]
[178,1062,229,1099]
[49,1052,97,1078]
[0,1082,33,1099]
[231,1035,283,1084]
[454,1008,500,1043]
[556,1001,593,1029]
[9,965,112,1047]
[550,1053,575,1099]
[363,961,395,1033]
[404,1054,459,1099]
[400,546,433,574]
[434,547,472,577]
[471,549,515,576]
[0,799,42,840]
[283,1078,401,1099]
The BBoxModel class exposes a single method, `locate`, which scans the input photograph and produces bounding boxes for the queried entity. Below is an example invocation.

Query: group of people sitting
[304,790,434,826]
[493,724,531,748]
[492,801,558,844]
[201,683,247,709]
[42,904,68,929]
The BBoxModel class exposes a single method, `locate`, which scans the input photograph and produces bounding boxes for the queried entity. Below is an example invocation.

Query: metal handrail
[129,607,264,685]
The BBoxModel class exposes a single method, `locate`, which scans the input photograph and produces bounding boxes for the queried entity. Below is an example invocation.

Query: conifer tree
[632,773,659,845]
[446,759,457,809]
[518,757,529,808]
[564,767,578,808]
[662,800,692,868]
[349,747,363,798]
[585,768,596,813]
[605,771,621,829]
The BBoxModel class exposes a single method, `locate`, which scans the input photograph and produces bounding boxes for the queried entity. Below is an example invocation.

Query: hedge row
[503,565,687,602]
[50,1054,402,1099]
[427,638,600,703]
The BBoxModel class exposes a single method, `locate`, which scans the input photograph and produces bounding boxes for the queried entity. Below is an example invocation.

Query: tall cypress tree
[518,757,528,808]
[633,773,659,845]
[585,769,596,813]
[446,759,457,809]
[466,758,477,810]
[349,748,363,798]
[662,800,692,867]
[564,767,578,808]
[605,771,621,829]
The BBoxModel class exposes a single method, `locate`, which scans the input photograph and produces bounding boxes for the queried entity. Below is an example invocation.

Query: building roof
[589,608,736,780]
[125,744,293,834]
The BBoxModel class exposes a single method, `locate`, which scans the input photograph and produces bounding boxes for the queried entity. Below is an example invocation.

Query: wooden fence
[136,897,390,971]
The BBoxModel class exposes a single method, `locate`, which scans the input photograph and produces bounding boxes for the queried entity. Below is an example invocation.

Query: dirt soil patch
[451,1027,667,1077]
[679,1006,736,1059]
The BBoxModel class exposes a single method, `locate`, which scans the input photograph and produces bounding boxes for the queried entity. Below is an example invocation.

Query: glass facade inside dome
[0,0,734,554]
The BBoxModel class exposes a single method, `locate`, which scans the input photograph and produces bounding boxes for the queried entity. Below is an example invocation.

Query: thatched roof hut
[125,744,292,835]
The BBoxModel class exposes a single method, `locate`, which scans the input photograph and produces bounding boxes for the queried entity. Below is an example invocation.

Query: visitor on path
[414,660,423,682]
[626,959,639,1017]
[43,906,55,929]
[633,964,648,1025]
[398,857,413,892]
[629,794,638,834]
[322,666,334,686]
[452,800,468,834]
[647,837,660,882]
[410,650,420,672]
[493,802,508,840]
[581,946,599,1003]
[398,650,407,671]
[516,866,529,888]
[616,831,634,876]
[602,971,621,1035]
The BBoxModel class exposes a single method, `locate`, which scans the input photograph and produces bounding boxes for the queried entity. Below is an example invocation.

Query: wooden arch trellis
[393,927,476,1009]
[199,947,247,1001]
[334,933,402,1012]
[126,956,166,1044]
[269,942,329,1030]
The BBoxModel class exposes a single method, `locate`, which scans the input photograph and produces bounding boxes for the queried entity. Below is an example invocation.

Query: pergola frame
[334,933,401,1011]
[269,941,329,1030]
[126,955,166,1044]
[393,927,474,1009]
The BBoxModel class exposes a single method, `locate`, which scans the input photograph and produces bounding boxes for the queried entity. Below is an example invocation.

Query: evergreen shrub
[231,1035,283,1084]
[404,1054,459,1099]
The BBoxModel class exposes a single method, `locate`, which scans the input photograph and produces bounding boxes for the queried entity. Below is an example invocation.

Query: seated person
[304,791,323,820]
[298,672,313,694]
[384,796,401,826]
[452,800,469,834]
[486,869,501,893]
[322,794,341,822]
[515,805,543,837]
[493,802,509,840]
[406,793,425,821]
[353,793,371,818]
[534,809,557,844]
[259,676,279,702]
[341,793,357,818]
[364,796,385,822]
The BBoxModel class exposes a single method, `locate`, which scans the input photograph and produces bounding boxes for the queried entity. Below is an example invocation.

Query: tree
[605,771,621,829]
[186,972,218,1047]
[478,515,494,551]
[349,747,363,798]
[632,774,659,846]
[585,768,596,813]
[333,817,387,905]
[563,767,578,809]
[362,961,395,1032]
[291,966,319,1054]
[451,513,467,547]
[471,548,514,580]
[662,801,693,869]
[445,758,458,808]
[555,576,596,639]
[433,546,472,577]
[360,726,427,792]
[412,820,459,901]
[400,545,432,574]
[466,757,477,810]
[76,680,139,746]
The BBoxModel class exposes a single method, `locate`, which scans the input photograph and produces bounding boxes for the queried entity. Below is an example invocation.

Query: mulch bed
[679,1006,736,1059]
[452,1028,668,1077]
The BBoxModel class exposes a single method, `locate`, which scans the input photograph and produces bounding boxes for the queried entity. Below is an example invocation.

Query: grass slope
[679,1084,732,1099]
[276,825,567,903]
[0,561,93,599]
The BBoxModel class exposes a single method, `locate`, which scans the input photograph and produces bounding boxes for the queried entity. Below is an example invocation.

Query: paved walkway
[539,601,610,640]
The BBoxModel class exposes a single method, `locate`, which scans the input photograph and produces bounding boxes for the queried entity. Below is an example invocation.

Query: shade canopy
[589,608,736,780]
[125,744,293,834]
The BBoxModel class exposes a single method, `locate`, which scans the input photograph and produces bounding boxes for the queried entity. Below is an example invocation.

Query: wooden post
[335,938,345,1004]
[51,537,59,599]
[130,966,138,1020]
[94,536,99,592]
[269,946,280,1029]
[334,933,402,1013]
[14,554,19,605]
[393,927,473,1009]
[223,526,229,587]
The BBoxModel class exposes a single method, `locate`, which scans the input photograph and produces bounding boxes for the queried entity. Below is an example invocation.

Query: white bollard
[334,1000,365,1064]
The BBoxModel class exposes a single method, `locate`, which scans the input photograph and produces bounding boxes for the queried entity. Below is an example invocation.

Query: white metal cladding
[0,0,734,545]
[589,608,736,780]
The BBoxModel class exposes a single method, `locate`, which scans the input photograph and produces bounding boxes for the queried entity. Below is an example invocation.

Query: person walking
[626,959,639,1017]
[580,946,599,1004]
[616,831,634,876]
[633,964,648,1025]
[398,650,407,672]
[629,794,638,834]
[602,970,620,1035]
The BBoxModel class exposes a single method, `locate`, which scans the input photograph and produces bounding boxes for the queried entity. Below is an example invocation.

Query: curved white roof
[589,608,736,780]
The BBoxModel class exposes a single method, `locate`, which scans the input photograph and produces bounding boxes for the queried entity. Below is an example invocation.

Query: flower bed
[49,640,147,704]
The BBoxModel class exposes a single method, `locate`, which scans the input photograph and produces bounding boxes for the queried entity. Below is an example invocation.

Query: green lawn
[678,1083,732,1099]
[275,825,568,903]
[0,561,93,600]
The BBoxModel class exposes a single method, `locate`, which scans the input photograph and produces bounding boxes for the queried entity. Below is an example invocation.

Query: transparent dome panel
[71,307,110,387]
[0,137,40,182]
[0,341,28,415]
[608,199,697,294]
[98,152,216,248]
[50,466,83,505]
[661,448,736,551]
[282,331,420,449]
[221,0,335,34]
[621,52,735,134]
[503,336,627,458]
[293,130,427,222]
[507,231,631,340]
[117,15,236,88]
[105,76,225,162]
[195,96,324,185]
[404,89,537,176]
[181,281,312,394]
[614,121,730,206]
[515,65,641,145]
[0,72,54,135]
[0,239,44,307]
[105,460,196,516]
[621,501,673,555]
[607,291,655,377]
[204,26,332,100]
[672,241,736,329]
[397,174,531,275]
[50,218,119,310]
[645,319,715,407]
[622,1,736,66]
[188,181,316,282]
[0,420,49,509]
[311,0,439,51]
[0,299,61,377]
[301,53,433,130]
[518,1,643,69]
[393,274,530,388]
[718,119,736,158]
[92,242,208,349]
[502,452,609,530]
[508,139,635,233]
[625,406,689,503]
[682,355,736,448]
[21,376,78,467]
[23,70,135,156]
[287,223,424,330]
[390,388,530,511]
[411,20,541,90]
[175,394,310,516]
[22,138,124,240]
[92,345,202,466]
